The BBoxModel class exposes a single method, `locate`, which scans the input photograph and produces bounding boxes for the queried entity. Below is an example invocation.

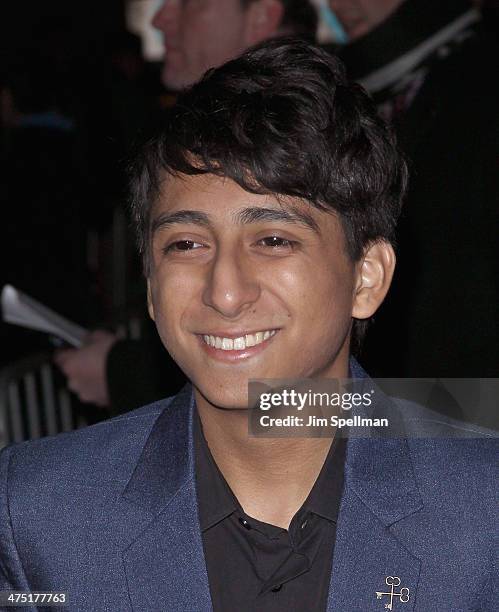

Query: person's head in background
[152,0,318,89]
[328,0,404,41]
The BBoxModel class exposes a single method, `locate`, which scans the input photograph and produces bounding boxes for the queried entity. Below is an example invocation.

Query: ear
[243,0,284,45]
[146,278,155,322]
[352,241,395,320]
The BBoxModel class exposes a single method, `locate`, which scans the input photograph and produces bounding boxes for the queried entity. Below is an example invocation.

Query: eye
[163,240,204,253]
[257,236,296,249]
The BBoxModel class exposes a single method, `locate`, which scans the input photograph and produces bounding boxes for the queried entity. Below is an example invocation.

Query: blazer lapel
[327,370,424,611]
[118,384,213,612]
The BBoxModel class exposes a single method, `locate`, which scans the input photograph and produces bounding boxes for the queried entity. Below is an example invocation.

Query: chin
[195,378,249,411]
[162,66,183,90]
[162,65,199,91]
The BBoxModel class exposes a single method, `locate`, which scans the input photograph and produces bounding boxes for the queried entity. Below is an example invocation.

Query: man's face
[153,0,257,89]
[147,173,364,410]
[329,0,403,40]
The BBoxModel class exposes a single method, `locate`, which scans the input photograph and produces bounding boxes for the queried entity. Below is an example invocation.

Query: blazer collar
[121,382,195,515]
[345,435,423,527]
[329,360,424,611]
[348,359,423,526]
[118,383,213,611]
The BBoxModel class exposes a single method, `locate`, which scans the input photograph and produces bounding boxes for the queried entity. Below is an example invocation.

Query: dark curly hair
[129,38,408,346]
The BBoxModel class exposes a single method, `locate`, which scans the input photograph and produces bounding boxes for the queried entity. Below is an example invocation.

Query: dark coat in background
[340,0,499,377]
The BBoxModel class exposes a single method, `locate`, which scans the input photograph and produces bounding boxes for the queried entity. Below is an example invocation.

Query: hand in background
[54,330,118,407]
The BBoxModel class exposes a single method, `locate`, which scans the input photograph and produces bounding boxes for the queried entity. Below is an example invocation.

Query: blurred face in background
[153,0,284,89]
[329,0,403,40]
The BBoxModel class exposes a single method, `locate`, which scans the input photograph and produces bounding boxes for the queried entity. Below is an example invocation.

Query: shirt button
[238,517,252,530]
[271,585,283,592]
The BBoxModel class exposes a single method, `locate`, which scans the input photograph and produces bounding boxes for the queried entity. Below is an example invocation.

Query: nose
[202,246,261,319]
[151,0,178,34]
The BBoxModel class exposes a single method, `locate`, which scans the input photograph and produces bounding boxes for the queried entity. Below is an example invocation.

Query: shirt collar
[299,434,346,523]
[194,409,237,531]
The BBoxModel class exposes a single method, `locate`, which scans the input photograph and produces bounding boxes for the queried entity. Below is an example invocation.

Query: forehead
[152,172,328,228]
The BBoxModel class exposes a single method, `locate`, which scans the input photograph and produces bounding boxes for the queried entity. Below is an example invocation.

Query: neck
[196,391,336,529]
[194,351,353,528]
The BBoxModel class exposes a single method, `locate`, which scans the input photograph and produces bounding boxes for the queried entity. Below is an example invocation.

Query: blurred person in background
[325,0,499,378]
[55,0,318,413]
[153,0,317,89]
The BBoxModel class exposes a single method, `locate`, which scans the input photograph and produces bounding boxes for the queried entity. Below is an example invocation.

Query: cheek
[149,270,196,348]
[150,284,175,343]
[278,260,356,346]
[184,10,244,64]
[321,270,356,317]
[278,258,355,314]
[183,9,217,45]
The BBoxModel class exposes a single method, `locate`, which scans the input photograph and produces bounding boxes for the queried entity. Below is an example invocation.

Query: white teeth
[222,338,233,350]
[245,334,256,347]
[201,329,276,350]
[233,337,245,350]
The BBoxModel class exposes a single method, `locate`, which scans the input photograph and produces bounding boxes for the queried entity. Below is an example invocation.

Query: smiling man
[0,40,497,612]
[146,177,382,405]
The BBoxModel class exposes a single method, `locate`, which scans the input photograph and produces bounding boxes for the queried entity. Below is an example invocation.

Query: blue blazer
[0,379,497,611]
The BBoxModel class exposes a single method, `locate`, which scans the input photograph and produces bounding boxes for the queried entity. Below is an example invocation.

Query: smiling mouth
[200,329,277,351]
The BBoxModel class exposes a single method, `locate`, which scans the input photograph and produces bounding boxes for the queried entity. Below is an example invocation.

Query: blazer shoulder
[397,403,498,511]
[0,395,177,490]
[387,399,498,501]
[398,398,498,440]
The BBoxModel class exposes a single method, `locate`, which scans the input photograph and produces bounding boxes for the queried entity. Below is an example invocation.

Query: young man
[1,40,496,611]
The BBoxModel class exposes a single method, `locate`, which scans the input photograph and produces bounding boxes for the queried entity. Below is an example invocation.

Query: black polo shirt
[194,410,346,612]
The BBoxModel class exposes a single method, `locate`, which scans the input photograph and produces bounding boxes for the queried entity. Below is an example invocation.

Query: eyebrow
[151,206,320,235]
[234,207,320,233]
[151,210,212,235]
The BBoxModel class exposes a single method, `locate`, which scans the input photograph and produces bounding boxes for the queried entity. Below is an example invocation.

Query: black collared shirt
[194,411,346,612]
